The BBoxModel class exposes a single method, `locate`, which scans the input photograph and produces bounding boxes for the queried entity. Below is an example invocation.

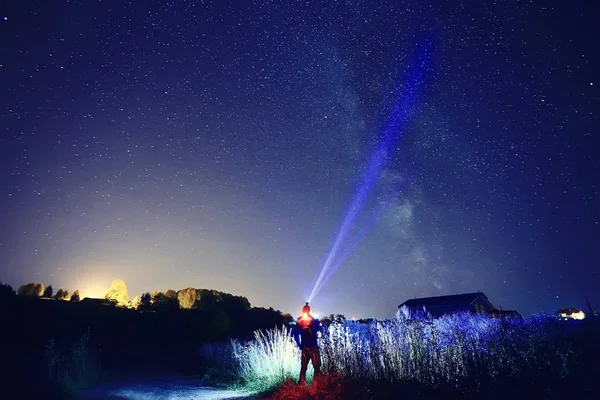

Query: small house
[80,297,117,307]
[557,308,585,320]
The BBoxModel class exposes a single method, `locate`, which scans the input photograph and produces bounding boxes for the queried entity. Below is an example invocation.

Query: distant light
[80,284,108,299]
[558,310,586,320]
[572,311,585,320]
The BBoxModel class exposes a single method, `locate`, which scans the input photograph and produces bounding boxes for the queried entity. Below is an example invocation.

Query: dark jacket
[292,316,322,349]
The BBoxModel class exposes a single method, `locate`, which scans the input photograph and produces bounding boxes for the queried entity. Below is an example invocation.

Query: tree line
[1,282,80,302]
[0,280,252,314]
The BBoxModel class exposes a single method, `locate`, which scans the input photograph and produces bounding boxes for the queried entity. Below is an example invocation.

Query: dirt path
[76,372,255,400]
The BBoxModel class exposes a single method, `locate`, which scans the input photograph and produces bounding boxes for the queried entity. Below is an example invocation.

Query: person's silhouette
[292,302,323,385]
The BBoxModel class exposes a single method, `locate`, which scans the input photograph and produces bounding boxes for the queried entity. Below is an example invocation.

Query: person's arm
[292,324,302,348]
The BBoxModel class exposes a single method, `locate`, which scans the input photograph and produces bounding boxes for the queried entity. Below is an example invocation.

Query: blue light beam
[308,45,430,303]
[310,197,391,299]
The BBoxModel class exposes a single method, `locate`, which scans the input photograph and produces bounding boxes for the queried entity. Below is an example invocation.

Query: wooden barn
[398,291,497,318]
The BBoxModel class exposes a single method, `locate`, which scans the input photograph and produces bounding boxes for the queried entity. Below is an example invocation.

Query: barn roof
[398,292,494,313]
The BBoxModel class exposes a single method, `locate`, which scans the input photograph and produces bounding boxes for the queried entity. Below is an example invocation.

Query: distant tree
[322,313,346,325]
[70,290,80,302]
[54,288,65,300]
[222,293,251,312]
[151,290,179,312]
[140,292,152,310]
[177,287,200,309]
[0,282,16,298]
[104,279,128,306]
[281,313,293,325]
[128,296,141,309]
[198,289,220,310]
[236,295,251,311]
[17,282,44,297]
[162,289,179,311]
[62,289,70,300]
[151,291,166,306]
[43,285,53,298]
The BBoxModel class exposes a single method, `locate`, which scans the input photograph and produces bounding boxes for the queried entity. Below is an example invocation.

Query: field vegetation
[221,308,599,399]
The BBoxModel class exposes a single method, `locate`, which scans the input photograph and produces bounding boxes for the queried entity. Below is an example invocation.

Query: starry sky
[1,0,598,319]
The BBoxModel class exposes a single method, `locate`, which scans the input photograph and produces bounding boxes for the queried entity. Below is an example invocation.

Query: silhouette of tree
[140,292,152,311]
[198,289,220,310]
[151,291,166,306]
[322,313,346,325]
[282,313,293,325]
[151,290,178,312]
[43,285,53,298]
[71,290,80,302]
[236,295,251,311]
[205,291,250,313]
[54,288,65,300]
[17,282,44,297]
[62,289,70,300]
[104,279,128,306]
[0,282,15,298]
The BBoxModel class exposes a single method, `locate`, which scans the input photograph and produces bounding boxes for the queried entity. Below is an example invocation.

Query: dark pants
[299,346,321,384]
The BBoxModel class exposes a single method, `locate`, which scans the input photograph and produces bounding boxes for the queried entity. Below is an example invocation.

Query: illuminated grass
[231,326,314,393]
[231,311,592,397]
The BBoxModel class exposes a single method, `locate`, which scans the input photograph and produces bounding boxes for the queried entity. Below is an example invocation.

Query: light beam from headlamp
[308,44,430,303]
[309,196,392,300]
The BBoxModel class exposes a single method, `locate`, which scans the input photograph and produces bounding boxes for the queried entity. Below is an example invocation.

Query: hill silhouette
[0,282,290,398]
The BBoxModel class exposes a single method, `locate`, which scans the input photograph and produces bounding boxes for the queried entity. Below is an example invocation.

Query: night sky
[1,0,598,319]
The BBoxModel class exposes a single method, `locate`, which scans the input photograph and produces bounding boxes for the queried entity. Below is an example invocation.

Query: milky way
[1,0,598,318]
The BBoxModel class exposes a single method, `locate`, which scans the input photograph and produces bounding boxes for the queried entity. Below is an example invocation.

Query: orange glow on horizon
[66,264,116,300]
[79,282,109,299]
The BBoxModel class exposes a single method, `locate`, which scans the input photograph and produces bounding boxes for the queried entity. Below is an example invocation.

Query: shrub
[198,341,242,388]
[45,329,103,393]
[231,326,310,393]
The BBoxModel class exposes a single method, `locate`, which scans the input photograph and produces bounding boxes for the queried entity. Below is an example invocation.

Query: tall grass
[230,309,594,397]
[230,327,313,393]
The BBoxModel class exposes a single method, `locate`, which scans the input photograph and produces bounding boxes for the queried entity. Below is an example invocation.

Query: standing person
[292,302,323,385]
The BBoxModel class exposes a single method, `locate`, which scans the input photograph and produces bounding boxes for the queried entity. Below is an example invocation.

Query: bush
[231,326,310,393]
[45,329,103,393]
[197,341,243,388]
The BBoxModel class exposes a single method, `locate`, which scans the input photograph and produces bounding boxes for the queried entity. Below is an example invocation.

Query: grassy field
[210,309,599,399]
